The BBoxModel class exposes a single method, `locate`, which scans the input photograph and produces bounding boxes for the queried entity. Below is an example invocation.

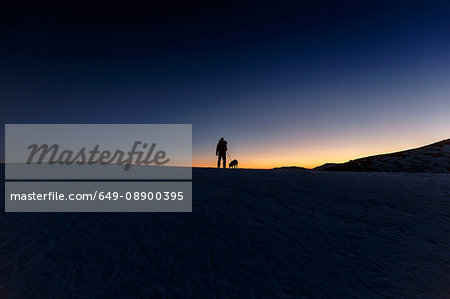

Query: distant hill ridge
[320,139,450,173]
[273,166,309,171]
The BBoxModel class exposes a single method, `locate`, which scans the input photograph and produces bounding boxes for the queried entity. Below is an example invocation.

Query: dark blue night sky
[2,1,450,167]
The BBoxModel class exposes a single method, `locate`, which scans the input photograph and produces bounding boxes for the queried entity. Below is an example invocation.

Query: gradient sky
[1,1,450,168]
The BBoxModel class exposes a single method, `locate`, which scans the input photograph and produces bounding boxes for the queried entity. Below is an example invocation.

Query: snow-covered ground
[1,168,449,297]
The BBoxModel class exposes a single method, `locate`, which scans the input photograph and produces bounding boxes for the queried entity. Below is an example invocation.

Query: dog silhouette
[229,159,238,169]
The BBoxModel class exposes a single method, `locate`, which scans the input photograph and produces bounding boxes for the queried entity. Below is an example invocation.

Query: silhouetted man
[216,138,227,168]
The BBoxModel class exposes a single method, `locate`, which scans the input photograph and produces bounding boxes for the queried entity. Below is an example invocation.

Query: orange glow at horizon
[193,134,449,169]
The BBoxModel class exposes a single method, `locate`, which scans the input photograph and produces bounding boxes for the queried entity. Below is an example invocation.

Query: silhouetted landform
[273,166,309,171]
[323,139,450,173]
[312,163,338,171]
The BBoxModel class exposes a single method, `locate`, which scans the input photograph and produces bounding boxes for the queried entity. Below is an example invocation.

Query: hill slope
[324,139,450,173]
[313,163,338,171]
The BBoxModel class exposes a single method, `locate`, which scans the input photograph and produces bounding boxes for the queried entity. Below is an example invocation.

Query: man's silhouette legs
[217,154,226,168]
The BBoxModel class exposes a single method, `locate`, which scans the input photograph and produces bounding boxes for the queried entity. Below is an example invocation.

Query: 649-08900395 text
[9,191,185,201]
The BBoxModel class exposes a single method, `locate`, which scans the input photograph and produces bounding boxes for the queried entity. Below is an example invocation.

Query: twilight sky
[1,1,450,168]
